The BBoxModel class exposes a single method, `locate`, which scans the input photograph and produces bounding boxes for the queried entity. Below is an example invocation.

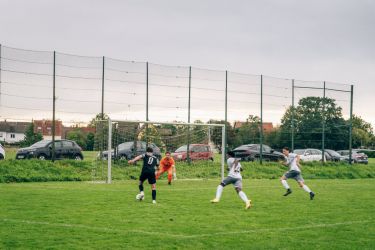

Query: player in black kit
[128,147,159,204]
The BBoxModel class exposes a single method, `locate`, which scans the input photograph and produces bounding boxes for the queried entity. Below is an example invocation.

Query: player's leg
[148,173,157,204]
[296,174,315,200]
[211,177,231,203]
[137,173,147,200]
[281,173,292,196]
[155,167,165,180]
[167,167,173,185]
[234,180,251,209]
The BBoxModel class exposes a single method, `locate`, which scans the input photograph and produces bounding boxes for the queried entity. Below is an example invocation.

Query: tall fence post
[187,66,192,163]
[146,62,149,147]
[349,85,354,164]
[101,56,105,119]
[260,75,263,164]
[52,51,56,162]
[291,79,295,151]
[107,118,112,184]
[224,70,228,157]
[0,44,2,109]
[221,125,226,181]
[100,56,106,158]
[322,81,326,162]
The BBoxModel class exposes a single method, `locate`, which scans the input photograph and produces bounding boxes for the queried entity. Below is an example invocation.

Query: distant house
[233,121,274,133]
[33,120,63,140]
[0,121,31,143]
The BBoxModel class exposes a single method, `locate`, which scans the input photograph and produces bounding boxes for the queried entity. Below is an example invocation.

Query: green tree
[20,123,43,147]
[280,97,348,150]
[67,129,87,150]
[351,115,374,148]
[86,132,95,151]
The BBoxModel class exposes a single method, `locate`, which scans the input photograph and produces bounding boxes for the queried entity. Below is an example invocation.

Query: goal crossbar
[111,119,226,127]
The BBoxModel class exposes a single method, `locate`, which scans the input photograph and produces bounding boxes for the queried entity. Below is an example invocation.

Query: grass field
[1,179,374,249]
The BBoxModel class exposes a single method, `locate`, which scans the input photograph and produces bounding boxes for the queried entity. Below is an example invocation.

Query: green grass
[0,179,374,249]
[1,158,375,183]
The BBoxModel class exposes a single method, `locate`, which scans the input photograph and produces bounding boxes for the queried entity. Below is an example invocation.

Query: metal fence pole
[322,81,326,163]
[221,126,226,181]
[101,56,105,119]
[107,118,112,184]
[146,62,149,147]
[187,66,192,163]
[52,51,56,162]
[224,70,228,156]
[260,75,263,164]
[349,85,354,164]
[0,44,2,109]
[291,79,295,151]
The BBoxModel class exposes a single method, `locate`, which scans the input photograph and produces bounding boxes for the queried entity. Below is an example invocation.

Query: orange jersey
[160,157,175,169]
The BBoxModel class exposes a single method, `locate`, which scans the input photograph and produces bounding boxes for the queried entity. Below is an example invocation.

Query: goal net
[92,119,226,183]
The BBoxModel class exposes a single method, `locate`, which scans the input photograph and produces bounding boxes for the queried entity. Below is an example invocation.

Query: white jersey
[286,153,301,172]
[227,158,242,179]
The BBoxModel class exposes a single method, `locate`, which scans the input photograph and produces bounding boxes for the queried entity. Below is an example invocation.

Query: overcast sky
[0,0,374,127]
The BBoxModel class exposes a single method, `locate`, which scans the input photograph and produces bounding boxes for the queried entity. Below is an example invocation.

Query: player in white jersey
[280,147,315,200]
[211,151,252,209]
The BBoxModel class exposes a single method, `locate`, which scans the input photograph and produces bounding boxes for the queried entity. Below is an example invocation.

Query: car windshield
[294,150,305,155]
[31,140,51,147]
[118,142,136,150]
[175,145,187,152]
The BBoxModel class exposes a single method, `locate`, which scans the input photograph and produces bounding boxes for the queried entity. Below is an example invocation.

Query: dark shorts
[283,170,304,182]
[140,171,156,184]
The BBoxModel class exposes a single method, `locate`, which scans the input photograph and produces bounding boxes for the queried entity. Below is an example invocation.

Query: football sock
[152,190,156,200]
[281,180,290,189]
[302,185,312,193]
[139,184,144,192]
[238,191,249,203]
[216,185,224,200]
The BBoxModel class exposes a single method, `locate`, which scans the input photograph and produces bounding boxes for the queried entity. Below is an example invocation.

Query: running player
[211,151,252,209]
[280,147,315,200]
[128,147,159,204]
[155,152,176,185]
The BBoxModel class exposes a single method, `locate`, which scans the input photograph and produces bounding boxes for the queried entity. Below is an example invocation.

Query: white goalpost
[93,119,226,184]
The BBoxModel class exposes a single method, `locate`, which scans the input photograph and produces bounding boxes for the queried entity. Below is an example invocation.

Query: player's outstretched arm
[296,155,301,168]
[128,155,143,164]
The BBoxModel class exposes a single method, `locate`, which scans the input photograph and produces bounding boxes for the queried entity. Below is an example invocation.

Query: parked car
[294,148,325,162]
[231,144,285,162]
[0,143,5,160]
[337,150,368,164]
[324,149,345,162]
[172,144,214,161]
[101,141,161,160]
[16,139,84,160]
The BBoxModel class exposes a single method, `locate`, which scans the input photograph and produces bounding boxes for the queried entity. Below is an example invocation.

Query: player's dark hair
[165,151,171,155]
[283,147,290,152]
[227,151,235,157]
[146,147,153,153]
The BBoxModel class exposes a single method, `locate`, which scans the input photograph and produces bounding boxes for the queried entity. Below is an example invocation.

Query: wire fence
[0,44,354,161]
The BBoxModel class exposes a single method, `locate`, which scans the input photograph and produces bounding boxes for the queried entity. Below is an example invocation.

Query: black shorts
[139,171,156,184]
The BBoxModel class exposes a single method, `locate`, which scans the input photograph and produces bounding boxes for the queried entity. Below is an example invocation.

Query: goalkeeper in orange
[155,151,176,185]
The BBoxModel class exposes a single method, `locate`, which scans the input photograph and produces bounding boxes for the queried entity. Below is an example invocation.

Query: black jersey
[141,154,159,172]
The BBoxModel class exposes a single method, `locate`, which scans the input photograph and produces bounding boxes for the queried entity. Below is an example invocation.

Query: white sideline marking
[1,218,371,239]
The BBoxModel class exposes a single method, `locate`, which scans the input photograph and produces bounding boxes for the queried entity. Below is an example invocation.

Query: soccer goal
[92,119,226,183]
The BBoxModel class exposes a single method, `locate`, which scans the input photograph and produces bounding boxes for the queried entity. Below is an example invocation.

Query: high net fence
[0,44,354,162]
